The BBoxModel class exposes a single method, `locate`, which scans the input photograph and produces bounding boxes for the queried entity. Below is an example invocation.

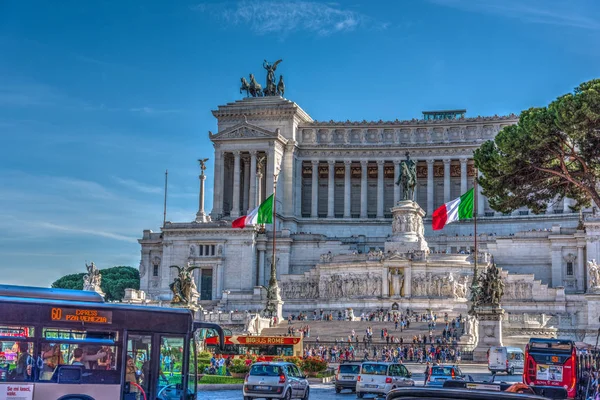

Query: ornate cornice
[303,114,518,127]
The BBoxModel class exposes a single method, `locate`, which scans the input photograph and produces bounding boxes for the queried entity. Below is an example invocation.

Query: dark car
[425,365,465,387]
[386,387,551,400]
[334,361,362,393]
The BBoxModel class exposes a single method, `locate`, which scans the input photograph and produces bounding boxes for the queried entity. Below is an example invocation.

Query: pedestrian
[424,362,431,386]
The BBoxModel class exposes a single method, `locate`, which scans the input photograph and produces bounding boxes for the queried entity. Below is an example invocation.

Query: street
[198,364,523,399]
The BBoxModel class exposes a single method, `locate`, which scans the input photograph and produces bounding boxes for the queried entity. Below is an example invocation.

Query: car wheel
[303,387,310,400]
[335,387,341,393]
[284,389,292,400]
[243,397,252,400]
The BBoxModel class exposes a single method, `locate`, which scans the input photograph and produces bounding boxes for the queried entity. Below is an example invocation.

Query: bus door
[155,334,189,400]
[125,333,154,400]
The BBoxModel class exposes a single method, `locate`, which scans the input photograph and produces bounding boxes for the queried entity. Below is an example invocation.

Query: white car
[356,362,414,398]
[243,362,309,400]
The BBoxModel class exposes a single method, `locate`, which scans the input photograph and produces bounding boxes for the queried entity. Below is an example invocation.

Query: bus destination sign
[50,307,112,324]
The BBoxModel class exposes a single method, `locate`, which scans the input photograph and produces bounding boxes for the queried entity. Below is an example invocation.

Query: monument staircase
[260,318,465,351]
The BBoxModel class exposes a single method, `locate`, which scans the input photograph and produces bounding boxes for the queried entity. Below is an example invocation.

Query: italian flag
[231,195,273,228]
[432,188,474,230]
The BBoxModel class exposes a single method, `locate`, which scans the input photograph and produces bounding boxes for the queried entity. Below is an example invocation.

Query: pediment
[209,123,278,141]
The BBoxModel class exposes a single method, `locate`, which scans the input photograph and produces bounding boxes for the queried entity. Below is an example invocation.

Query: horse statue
[249,74,263,97]
[396,156,417,201]
[240,77,251,97]
[276,75,285,97]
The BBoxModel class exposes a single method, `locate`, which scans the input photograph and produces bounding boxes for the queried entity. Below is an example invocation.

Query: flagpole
[163,169,168,228]
[265,170,280,319]
[472,169,479,310]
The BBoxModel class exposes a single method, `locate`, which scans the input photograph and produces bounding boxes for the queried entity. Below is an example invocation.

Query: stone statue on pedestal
[83,262,104,297]
[169,262,200,305]
[395,152,417,201]
[388,268,404,297]
[588,260,600,293]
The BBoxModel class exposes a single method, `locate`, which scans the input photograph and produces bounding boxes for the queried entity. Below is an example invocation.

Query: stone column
[477,169,485,216]
[460,158,468,195]
[242,156,250,213]
[248,151,257,213]
[257,241,266,286]
[393,161,400,205]
[382,268,389,297]
[216,262,224,299]
[311,160,319,218]
[427,160,434,215]
[344,160,351,218]
[404,267,412,298]
[295,157,302,217]
[195,167,209,223]
[377,160,384,218]
[266,147,275,199]
[577,245,585,292]
[443,159,451,203]
[231,151,241,218]
[283,142,296,216]
[211,148,224,219]
[327,160,335,218]
[360,160,368,218]
[551,245,563,288]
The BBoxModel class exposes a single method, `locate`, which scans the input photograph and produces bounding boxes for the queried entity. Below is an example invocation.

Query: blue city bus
[0,284,223,400]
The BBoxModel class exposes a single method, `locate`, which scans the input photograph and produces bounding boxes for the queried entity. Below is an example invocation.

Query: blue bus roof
[0,284,105,303]
[0,284,192,315]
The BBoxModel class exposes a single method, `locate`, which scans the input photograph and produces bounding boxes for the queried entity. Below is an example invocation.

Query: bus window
[127,334,152,397]
[0,341,35,382]
[157,336,185,398]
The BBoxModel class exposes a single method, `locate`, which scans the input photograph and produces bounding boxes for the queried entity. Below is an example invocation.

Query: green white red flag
[231,195,273,228]
[432,188,474,230]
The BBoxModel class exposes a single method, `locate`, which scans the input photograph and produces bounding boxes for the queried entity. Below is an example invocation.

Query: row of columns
[309,158,474,218]
[220,150,268,219]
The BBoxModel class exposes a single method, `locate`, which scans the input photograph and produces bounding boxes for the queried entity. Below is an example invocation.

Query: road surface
[198,364,523,399]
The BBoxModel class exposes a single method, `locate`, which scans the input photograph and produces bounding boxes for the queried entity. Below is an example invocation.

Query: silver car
[243,361,310,400]
[357,362,414,398]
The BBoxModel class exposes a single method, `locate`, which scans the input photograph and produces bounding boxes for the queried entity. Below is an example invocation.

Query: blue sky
[1,0,598,287]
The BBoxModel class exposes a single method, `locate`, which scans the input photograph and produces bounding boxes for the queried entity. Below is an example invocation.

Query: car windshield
[431,366,456,376]
[250,364,282,376]
[340,365,361,374]
[361,363,388,375]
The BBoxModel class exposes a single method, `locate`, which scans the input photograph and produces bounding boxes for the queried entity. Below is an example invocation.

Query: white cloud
[430,0,600,31]
[113,177,163,194]
[38,222,139,243]
[192,1,386,36]
[130,107,182,115]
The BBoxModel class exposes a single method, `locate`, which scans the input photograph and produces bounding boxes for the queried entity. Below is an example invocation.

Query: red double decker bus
[523,338,577,398]
[204,335,303,359]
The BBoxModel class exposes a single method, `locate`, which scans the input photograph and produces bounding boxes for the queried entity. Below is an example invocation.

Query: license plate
[342,376,354,379]
[254,385,270,390]
[365,384,378,388]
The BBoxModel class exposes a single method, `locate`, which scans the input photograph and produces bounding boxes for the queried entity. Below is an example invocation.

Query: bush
[273,356,302,366]
[301,357,328,373]
[229,358,250,374]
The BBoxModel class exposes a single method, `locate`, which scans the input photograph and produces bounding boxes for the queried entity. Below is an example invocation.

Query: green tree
[474,79,600,214]
[51,266,140,301]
